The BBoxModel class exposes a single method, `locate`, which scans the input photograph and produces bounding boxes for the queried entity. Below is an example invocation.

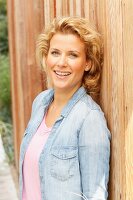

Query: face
[45,33,89,93]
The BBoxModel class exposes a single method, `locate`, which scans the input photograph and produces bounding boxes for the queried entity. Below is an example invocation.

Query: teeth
[54,71,71,76]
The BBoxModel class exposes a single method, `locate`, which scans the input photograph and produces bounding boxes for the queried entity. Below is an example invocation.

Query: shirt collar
[41,86,86,118]
[61,86,86,117]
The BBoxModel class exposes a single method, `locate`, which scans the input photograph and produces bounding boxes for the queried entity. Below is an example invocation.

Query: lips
[54,70,71,76]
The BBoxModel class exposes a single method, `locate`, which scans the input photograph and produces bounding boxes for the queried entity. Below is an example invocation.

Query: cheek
[72,62,86,74]
[46,55,58,68]
[46,57,53,68]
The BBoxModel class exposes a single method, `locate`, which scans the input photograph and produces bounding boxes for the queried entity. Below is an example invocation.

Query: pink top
[22,114,52,200]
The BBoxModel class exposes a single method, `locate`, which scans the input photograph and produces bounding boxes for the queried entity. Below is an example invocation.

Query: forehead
[49,33,85,51]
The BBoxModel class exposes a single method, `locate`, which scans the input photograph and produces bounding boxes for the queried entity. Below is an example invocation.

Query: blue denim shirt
[19,86,111,200]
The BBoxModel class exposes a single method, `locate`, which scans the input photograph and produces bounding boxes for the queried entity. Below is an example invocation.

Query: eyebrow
[50,48,80,54]
[68,50,80,54]
[50,48,59,51]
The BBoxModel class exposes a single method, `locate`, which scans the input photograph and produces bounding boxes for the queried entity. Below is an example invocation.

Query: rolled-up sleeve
[78,109,111,200]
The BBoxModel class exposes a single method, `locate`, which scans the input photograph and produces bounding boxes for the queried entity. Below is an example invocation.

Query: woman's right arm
[78,109,111,200]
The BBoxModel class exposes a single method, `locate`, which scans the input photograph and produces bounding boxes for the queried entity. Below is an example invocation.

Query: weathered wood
[122,0,133,199]
[105,1,126,199]
[7,0,45,168]
[7,0,133,199]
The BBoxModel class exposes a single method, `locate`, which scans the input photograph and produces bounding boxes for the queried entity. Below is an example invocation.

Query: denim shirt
[19,86,111,200]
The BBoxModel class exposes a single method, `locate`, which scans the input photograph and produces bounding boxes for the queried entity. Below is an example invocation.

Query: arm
[79,109,111,200]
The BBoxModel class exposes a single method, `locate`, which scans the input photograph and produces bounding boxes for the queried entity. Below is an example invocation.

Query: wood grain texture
[105,0,126,199]
[7,0,133,199]
[44,0,56,26]
[7,0,45,168]
[122,0,133,199]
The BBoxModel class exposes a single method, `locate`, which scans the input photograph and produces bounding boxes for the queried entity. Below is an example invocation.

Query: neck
[53,86,80,108]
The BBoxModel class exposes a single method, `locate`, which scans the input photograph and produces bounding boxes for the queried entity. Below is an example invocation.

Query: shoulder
[73,93,102,120]
[33,88,53,103]
[32,88,54,110]
[81,93,101,111]
[77,94,111,139]
[27,88,54,122]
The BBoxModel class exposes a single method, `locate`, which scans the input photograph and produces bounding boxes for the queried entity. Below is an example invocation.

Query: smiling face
[45,33,89,93]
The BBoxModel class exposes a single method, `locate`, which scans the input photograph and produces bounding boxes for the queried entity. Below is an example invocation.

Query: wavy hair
[36,16,103,100]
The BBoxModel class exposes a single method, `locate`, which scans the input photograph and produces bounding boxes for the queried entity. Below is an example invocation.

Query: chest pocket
[50,147,78,181]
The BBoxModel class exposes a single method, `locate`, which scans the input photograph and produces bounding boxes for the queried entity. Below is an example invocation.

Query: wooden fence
[7,0,133,199]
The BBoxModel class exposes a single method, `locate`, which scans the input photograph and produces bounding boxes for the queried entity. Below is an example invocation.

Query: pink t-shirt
[22,114,52,200]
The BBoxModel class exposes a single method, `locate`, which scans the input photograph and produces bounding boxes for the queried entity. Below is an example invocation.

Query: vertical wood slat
[7,0,45,168]
[105,1,125,199]
[44,0,56,26]
[7,0,19,168]
[7,0,133,199]
[122,0,133,199]
[62,0,69,15]
[69,0,74,16]
[24,0,46,124]
[7,0,25,168]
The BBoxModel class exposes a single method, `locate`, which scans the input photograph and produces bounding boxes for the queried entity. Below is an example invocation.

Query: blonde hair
[36,16,103,100]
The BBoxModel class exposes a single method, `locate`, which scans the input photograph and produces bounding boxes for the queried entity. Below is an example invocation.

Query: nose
[57,54,67,67]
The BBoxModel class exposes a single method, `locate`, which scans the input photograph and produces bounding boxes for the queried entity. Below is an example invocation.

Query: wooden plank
[23,0,45,124]
[62,0,69,15]
[44,0,56,25]
[7,0,45,167]
[101,1,126,199]
[84,0,90,19]
[69,0,74,16]
[122,0,133,199]
[75,0,82,16]
[55,0,63,17]
[7,0,20,168]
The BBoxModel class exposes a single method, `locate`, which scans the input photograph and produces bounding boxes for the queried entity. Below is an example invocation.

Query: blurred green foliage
[0,0,11,122]
[0,120,14,163]
[0,0,14,164]
[0,54,11,122]
[0,0,9,54]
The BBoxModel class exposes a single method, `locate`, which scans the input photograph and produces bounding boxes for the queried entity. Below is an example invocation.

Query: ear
[84,60,91,72]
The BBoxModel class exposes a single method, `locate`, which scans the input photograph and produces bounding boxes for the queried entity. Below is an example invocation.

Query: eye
[69,52,78,58]
[50,50,60,56]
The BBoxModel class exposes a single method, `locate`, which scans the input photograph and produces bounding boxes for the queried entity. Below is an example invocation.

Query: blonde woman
[19,17,111,200]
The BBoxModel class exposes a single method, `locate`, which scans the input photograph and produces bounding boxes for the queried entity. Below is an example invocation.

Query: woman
[19,16,111,200]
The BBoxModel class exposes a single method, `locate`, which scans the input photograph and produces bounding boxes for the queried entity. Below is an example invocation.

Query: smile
[54,70,71,76]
